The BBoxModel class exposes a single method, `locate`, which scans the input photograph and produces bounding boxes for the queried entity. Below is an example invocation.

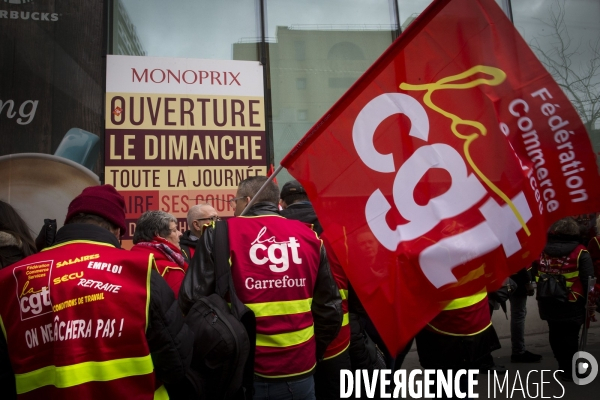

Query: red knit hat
[65,185,126,235]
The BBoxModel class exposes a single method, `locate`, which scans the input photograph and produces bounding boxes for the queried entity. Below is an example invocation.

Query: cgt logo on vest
[246,226,307,290]
[14,261,54,320]
[249,226,302,273]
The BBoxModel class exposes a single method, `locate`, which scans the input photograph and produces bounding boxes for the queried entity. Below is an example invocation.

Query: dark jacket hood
[280,202,323,235]
[55,223,121,248]
[543,239,580,257]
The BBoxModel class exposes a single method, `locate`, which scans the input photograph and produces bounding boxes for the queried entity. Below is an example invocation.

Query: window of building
[294,41,306,61]
[328,42,366,60]
[328,77,358,89]
[297,109,308,121]
[296,78,307,90]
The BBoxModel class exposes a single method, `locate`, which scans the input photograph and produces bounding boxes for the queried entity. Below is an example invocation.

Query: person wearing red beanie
[64,184,127,236]
[0,184,195,398]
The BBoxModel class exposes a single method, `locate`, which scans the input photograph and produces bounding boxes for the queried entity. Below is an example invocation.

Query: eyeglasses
[229,196,248,208]
[196,216,220,223]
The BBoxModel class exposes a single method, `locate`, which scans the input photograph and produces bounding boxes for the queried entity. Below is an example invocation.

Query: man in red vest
[180,176,342,400]
[0,185,193,399]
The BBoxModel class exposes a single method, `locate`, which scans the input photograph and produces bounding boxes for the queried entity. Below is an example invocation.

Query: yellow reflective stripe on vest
[323,342,351,361]
[154,385,169,399]
[15,355,154,394]
[342,312,349,327]
[562,271,579,279]
[0,315,6,341]
[427,321,492,337]
[146,255,155,332]
[41,240,116,251]
[256,325,314,347]
[443,290,487,311]
[246,298,312,318]
[536,271,578,281]
[340,289,348,300]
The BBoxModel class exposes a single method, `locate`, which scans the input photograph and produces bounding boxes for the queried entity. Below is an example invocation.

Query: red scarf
[136,236,187,267]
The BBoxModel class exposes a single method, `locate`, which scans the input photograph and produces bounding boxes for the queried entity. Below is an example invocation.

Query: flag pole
[240,164,284,216]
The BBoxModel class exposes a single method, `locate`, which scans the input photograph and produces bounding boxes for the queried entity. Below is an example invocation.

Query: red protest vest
[228,215,321,379]
[321,235,349,360]
[426,291,492,336]
[537,244,587,302]
[0,240,163,399]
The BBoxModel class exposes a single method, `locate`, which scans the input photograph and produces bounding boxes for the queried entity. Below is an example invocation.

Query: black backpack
[182,221,256,400]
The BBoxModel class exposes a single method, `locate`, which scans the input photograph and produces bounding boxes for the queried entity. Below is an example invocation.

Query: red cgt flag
[281,0,600,355]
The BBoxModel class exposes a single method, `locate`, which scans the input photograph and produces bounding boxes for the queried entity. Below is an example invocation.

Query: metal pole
[579,276,596,351]
[501,0,514,23]
[239,165,284,216]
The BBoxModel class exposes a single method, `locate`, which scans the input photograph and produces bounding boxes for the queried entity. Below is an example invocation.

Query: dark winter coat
[179,230,198,264]
[279,201,323,236]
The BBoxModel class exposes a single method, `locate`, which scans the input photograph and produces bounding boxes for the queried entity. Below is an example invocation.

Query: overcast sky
[118,0,599,175]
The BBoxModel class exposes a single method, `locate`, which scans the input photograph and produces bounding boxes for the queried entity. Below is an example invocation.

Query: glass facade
[3,0,597,173]
[105,0,600,178]
[262,0,398,183]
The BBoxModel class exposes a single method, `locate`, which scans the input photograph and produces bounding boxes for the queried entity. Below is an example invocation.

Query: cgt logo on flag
[354,66,534,289]
[281,0,600,355]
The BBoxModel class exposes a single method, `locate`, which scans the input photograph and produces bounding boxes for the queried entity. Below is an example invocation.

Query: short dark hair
[133,210,177,244]
[238,176,279,205]
[283,193,309,205]
[66,213,120,233]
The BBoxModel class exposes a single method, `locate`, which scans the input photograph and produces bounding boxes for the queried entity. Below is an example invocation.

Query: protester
[131,210,188,297]
[586,214,600,313]
[279,180,322,235]
[280,180,350,400]
[573,213,596,246]
[508,268,543,363]
[415,289,501,392]
[532,217,595,381]
[587,214,600,284]
[0,200,37,269]
[0,200,38,398]
[179,176,342,400]
[180,203,219,263]
[0,185,193,398]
